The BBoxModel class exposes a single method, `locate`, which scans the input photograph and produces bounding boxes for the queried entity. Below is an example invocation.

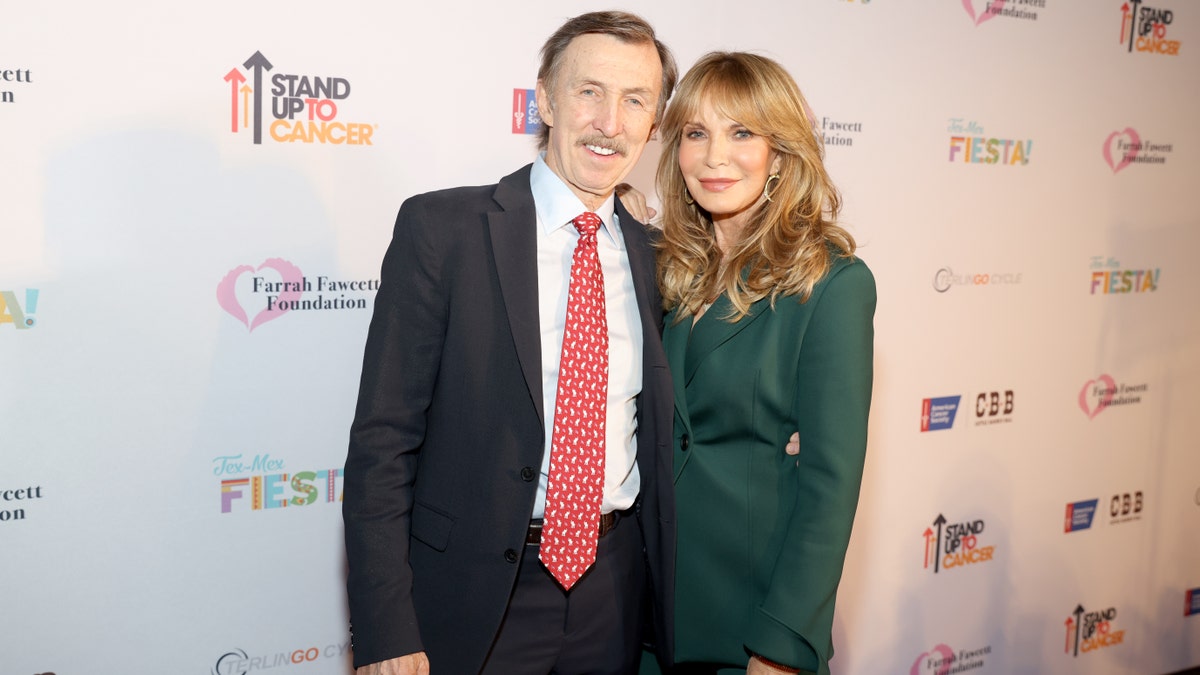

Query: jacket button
[680,433,690,451]
[520,466,536,481]
[504,549,519,563]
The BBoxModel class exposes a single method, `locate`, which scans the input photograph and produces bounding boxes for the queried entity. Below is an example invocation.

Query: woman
[653,52,875,675]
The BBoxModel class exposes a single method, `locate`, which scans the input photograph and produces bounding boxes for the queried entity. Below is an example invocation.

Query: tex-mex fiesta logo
[1065,604,1126,657]
[1120,1,1181,56]
[1,289,39,329]
[223,51,375,145]
[922,513,996,574]
[948,119,1032,165]
[215,453,344,514]
[1090,255,1160,294]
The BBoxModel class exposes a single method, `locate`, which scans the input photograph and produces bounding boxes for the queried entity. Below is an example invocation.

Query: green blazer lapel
[662,309,692,481]
[487,166,543,425]
[683,294,768,386]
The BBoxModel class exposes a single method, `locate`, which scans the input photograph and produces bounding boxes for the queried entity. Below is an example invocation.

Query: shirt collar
[531,153,622,249]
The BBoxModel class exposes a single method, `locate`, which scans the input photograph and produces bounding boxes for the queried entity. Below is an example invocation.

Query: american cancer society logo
[921,396,961,432]
[223,51,376,145]
[1064,499,1099,533]
[512,88,544,135]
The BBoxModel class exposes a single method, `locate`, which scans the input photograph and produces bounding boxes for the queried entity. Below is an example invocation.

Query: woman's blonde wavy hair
[656,51,856,322]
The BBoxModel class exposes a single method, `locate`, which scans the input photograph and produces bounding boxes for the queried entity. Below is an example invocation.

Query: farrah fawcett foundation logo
[216,258,377,332]
[1078,374,1148,419]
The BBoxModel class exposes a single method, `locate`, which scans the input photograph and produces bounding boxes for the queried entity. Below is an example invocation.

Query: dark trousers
[481,512,647,675]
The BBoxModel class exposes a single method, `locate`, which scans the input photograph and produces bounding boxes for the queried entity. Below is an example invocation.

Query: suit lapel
[662,310,692,481]
[684,294,768,386]
[616,200,669,484]
[616,201,657,341]
[488,166,544,424]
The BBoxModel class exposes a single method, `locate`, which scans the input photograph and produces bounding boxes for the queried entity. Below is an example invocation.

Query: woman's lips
[698,179,737,192]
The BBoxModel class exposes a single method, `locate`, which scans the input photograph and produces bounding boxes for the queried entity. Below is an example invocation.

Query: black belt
[525,509,628,546]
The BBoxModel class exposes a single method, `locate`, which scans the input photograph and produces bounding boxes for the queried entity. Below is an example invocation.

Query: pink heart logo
[962,0,1006,25]
[911,644,955,675]
[1078,374,1116,419]
[216,258,304,332]
[1102,128,1141,174]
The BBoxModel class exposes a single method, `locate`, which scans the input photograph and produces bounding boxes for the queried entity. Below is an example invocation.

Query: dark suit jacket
[343,164,675,673]
[665,256,875,675]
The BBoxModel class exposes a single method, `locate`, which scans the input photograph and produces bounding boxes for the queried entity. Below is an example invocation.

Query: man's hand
[615,183,657,223]
[785,432,800,456]
[356,653,430,675]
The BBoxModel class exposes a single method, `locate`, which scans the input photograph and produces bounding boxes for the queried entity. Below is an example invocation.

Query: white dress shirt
[529,154,642,519]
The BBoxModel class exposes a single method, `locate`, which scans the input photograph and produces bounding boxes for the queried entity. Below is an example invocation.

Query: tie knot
[573,212,602,237]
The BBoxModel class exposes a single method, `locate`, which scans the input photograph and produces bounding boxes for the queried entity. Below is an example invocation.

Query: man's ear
[535,79,555,128]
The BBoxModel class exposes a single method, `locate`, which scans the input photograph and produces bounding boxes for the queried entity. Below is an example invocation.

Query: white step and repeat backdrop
[3,1,1199,674]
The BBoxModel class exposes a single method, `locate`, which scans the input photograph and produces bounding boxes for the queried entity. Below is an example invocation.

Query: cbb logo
[975,391,1013,419]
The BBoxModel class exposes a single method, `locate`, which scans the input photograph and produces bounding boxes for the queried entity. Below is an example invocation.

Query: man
[343,11,677,675]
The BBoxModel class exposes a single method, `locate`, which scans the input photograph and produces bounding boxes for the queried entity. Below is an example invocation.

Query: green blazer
[664,256,875,674]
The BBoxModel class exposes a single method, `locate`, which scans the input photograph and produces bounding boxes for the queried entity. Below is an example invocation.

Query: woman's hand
[615,183,657,223]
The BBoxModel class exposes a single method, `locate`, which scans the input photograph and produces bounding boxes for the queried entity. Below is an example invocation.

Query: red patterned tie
[540,212,608,590]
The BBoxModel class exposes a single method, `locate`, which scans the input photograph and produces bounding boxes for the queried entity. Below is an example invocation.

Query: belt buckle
[526,510,622,546]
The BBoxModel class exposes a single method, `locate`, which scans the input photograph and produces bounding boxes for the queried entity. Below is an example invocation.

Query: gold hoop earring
[763,174,781,203]
[684,190,695,205]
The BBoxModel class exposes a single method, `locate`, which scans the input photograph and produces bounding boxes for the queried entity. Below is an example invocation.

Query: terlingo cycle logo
[933,267,1022,292]
[223,51,376,145]
[1065,604,1125,657]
